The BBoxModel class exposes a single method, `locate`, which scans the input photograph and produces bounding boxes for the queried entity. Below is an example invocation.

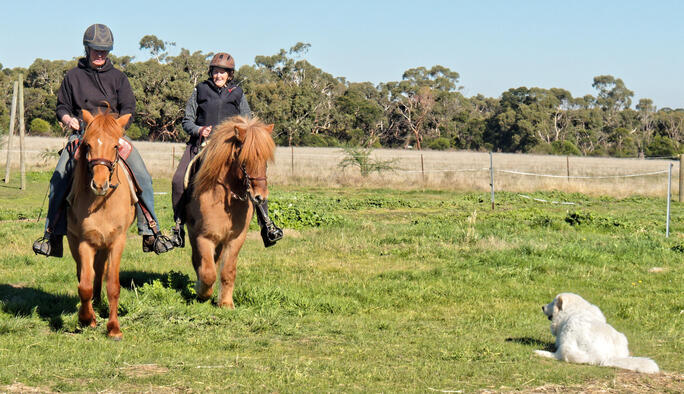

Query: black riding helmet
[83,24,114,51]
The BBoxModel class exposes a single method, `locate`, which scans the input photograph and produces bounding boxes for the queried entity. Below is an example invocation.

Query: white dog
[535,293,659,374]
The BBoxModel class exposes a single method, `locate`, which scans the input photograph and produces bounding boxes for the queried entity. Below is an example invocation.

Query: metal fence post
[490,151,494,210]
[667,163,672,237]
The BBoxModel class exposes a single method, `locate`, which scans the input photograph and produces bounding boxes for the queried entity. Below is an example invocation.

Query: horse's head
[79,109,130,196]
[193,116,275,203]
[232,120,275,203]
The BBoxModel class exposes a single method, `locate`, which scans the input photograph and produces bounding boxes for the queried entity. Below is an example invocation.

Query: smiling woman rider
[170,52,283,248]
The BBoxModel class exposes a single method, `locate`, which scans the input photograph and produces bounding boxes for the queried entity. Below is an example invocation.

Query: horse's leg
[74,242,97,328]
[105,236,126,340]
[192,236,216,301]
[218,240,243,309]
[92,250,107,306]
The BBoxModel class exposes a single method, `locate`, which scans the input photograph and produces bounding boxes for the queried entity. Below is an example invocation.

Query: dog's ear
[556,296,564,311]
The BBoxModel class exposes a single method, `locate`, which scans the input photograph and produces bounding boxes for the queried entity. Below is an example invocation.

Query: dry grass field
[2,136,681,198]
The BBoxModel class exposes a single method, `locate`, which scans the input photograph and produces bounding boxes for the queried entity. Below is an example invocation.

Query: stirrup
[170,224,185,248]
[32,233,63,258]
[143,234,174,254]
[260,222,283,248]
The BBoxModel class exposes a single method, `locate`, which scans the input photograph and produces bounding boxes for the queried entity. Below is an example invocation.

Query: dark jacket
[181,79,251,147]
[56,58,135,129]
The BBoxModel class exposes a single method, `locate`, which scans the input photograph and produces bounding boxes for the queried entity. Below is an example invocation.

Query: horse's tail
[603,356,659,374]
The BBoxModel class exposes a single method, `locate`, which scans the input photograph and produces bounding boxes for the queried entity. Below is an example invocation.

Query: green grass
[0,172,682,392]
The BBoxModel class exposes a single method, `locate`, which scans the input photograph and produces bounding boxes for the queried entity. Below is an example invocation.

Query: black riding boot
[170,219,185,248]
[252,197,283,247]
[32,231,64,258]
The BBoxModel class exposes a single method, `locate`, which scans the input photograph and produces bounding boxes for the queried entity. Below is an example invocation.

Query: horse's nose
[90,179,110,196]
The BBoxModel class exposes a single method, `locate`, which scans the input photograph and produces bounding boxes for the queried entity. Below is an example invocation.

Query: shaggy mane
[193,116,275,198]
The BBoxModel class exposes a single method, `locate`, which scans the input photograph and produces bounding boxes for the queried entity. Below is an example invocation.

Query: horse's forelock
[83,111,123,143]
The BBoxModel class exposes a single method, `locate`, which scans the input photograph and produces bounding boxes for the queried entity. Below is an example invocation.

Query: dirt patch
[501,371,684,393]
[119,363,169,378]
[0,383,55,393]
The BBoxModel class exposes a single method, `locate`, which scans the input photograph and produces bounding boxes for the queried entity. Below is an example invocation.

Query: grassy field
[0,171,682,392]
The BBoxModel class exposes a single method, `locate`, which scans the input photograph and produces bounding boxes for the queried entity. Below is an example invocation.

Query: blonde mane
[193,116,275,198]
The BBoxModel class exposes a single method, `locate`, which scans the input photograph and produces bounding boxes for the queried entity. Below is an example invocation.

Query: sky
[1,0,683,109]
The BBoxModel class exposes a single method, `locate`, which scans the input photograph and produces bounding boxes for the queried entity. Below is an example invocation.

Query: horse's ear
[265,124,275,134]
[116,114,131,129]
[82,110,94,125]
[234,125,247,142]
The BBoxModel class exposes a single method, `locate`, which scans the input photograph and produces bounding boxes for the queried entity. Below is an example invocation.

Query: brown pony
[67,109,136,339]
[185,116,275,308]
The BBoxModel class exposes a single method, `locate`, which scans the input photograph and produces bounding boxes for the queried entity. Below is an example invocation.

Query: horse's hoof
[219,301,235,309]
[108,333,123,341]
[79,318,97,328]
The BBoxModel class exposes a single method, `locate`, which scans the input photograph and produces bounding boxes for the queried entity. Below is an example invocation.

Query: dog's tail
[604,357,659,374]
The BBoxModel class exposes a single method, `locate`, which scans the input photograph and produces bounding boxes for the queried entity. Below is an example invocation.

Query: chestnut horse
[185,116,275,308]
[67,109,136,339]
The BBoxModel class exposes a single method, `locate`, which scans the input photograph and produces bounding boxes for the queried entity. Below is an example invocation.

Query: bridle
[86,145,121,190]
[230,146,267,202]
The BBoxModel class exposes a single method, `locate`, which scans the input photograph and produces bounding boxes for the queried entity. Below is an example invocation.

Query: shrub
[551,140,581,156]
[29,118,51,135]
[427,137,450,151]
[127,123,150,140]
[646,135,678,157]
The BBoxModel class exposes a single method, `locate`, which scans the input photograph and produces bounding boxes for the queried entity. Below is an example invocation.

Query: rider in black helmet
[32,23,174,257]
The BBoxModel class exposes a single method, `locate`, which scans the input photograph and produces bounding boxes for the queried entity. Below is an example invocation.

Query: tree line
[1,37,683,158]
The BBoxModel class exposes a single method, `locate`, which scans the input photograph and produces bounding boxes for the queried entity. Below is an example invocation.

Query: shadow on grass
[0,283,78,331]
[119,270,167,290]
[506,337,555,352]
[120,270,196,303]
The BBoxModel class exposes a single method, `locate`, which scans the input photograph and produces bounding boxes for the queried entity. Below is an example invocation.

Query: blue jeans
[45,135,159,236]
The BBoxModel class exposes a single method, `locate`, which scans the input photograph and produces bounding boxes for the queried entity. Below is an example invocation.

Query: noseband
[87,147,120,190]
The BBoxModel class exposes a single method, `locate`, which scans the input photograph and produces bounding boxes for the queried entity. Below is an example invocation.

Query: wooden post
[679,154,683,202]
[3,81,18,183]
[420,154,425,186]
[566,156,570,181]
[18,75,26,190]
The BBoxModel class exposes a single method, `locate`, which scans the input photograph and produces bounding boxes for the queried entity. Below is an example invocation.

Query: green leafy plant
[338,146,397,177]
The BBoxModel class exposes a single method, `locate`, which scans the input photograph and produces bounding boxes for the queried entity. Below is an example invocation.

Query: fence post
[420,154,425,186]
[18,74,26,190]
[679,154,683,202]
[490,151,495,210]
[3,81,18,183]
[667,163,672,237]
[566,156,570,181]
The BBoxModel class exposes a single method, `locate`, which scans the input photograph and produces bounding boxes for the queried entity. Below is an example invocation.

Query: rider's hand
[199,126,212,137]
[62,115,80,131]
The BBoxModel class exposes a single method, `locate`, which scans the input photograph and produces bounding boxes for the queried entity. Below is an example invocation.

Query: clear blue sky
[2,0,683,109]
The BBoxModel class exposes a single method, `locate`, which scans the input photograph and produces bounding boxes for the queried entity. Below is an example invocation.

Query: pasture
[0,170,682,392]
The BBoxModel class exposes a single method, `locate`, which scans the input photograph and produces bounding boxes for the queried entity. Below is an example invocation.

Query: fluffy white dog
[535,293,659,374]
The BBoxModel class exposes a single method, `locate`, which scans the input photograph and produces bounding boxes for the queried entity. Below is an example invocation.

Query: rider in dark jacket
[33,24,174,257]
[170,52,282,248]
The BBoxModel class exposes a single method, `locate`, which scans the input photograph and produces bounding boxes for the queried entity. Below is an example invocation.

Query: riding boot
[32,231,64,258]
[170,219,185,248]
[252,197,283,247]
